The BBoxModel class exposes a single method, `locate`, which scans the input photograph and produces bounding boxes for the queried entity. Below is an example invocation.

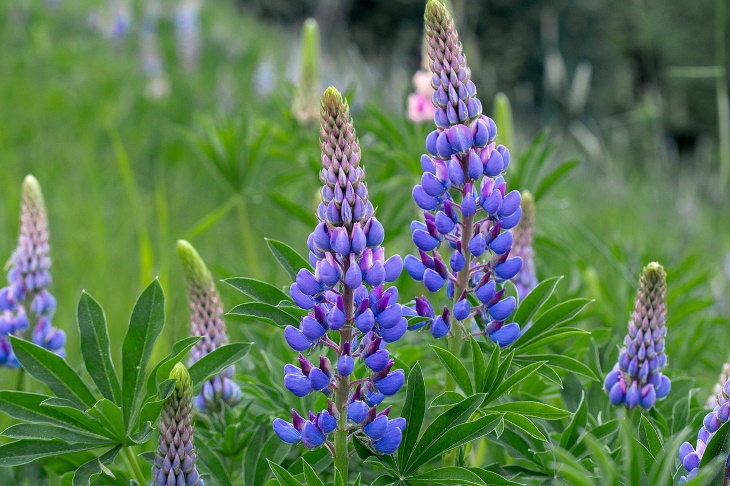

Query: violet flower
[603,262,670,410]
[151,363,204,486]
[510,191,537,299]
[405,0,523,347]
[273,88,406,468]
[679,378,730,483]
[707,359,730,409]
[0,175,64,367]
[177,240,241,412]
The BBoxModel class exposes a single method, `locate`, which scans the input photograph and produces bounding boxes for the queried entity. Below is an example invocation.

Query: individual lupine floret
[603,262,671,410]
[273,88,407,471]
[510,191,538,299]
[177,240,241,412]
[293,18,321,124]
[405,0,523,347]
[151,363,204,486]
[0,176,64,367]
[707,359,730,409]
[679,378,730,483]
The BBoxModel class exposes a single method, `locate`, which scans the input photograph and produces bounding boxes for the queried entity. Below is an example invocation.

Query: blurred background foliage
[0,0,729,460]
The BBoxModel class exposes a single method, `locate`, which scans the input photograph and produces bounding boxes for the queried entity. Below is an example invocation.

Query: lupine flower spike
[0,175,64,367]
[680,376,730,483]
[510,191,537,299]
[293,18,321,124]
[175,0,202,73]
[604,262,670,410]
[151,363,204,486]
[405,0,523,347]
[273,88,407,476]
[177,240,241,412]
[707,358,730,409]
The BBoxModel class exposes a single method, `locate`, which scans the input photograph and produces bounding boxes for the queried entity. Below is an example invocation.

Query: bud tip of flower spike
[425,0,448,22]
[176,239,214,290]
[22,174,44,201]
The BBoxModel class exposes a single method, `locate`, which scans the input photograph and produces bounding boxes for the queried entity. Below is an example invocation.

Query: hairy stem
[446,212,474,391]
[236,197,262,279]
[334,268,353,481]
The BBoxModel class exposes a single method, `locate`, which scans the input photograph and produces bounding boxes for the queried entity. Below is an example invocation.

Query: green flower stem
[236,197,262,279]
[122,446,146,486]
[334,266,354,481]
[446,212,474,391]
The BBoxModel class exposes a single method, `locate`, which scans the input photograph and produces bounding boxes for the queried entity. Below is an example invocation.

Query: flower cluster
[0,176,64,367]
[679,378,730,483]
[293,18,321,124]
[405,0,523,346]
[510,191,538,299]
[707,359,730,409]
[604,262,670,409]
[175,0,202,72]
[273,87,407,455]
[177,240,241,412]
[152,363,204,486]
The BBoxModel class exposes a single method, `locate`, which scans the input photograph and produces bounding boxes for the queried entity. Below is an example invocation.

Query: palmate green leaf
[9,336,96,410]
[144,336,200,401]
[432,345,473,395]
[87,399,126,443]
[406,414,502,474]
[228,302,300,327]
[224,277,291,305]
[430,391,465,408]
[465,468,522,486]
[121,280,165,430]
[398,363,425,468]
[266,238,312,280]
[516,328,590,353]
[405,466,487,485]
[517,298,592,348]
[301,459,325,486]
[1,423,111,444]
[139,379,175,426]
[482,345,502,394]
[197,438,234,486]
[72,445,121,486]
[639,415,663,458]
[533,159,580,200]
[0,391,79,428]
[516,354,599,381]
[503,412,547,441]
[484,401,570,420]
[486,351,515,395]
[77,292,121,404]
[403,393,486,475]
[267,460,301,486]
[485,362,546,405]
[244,426,291,486]
[559,392,587,451]
[0,439,104,466]
[189,342,252,394]
[40,398,110,437]
[469,338,487,393]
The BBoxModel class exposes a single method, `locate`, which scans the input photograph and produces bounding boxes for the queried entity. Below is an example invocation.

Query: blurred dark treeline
[239,0,728,144]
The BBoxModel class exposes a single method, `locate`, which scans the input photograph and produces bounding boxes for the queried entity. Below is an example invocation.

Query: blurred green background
[1,0,729,400]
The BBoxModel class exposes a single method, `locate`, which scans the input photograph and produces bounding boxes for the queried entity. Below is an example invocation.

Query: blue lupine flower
[603,262,670,410]
[679,379,730,483]
[272,88,406,455]
[178,240,241,412]
[405,1,522,347]
[0,176,65,368]
[510,191,538,299]
[152,364,204,486]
